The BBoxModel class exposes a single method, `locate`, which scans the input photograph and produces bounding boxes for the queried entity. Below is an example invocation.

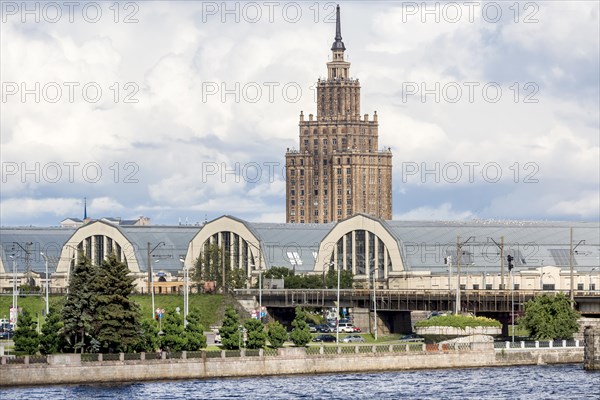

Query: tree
[193,243,246,292]
[61,255,98,353]
[40,306,65,354]
[184,309,207,351]
[133,320,159,353]
[92,253,142,353]
[264,267,292,280]
[13,309,40,355]
[159,309,187,352]
[326,269,354,289]
[220,306,241,349]
[267,321,288,349]
[289,307,312,347]
[519,293,580,340]
[244,318,266,349]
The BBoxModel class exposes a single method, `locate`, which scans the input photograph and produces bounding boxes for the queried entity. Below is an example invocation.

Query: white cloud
[1,2,598,225]
[394,203,475,221]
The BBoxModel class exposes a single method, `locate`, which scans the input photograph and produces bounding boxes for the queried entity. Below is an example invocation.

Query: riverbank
[0,341,585,387]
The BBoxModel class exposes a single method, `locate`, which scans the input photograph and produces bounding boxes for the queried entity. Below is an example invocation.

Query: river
[0,364,598,399]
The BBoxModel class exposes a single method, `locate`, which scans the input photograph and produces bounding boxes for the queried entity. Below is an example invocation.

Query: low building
[1,215,599,294]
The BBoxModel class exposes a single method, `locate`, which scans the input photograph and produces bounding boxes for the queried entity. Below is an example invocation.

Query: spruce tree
[159,309,187,352]
[290,307,312,347]
[61,255,97,353]
[40,306,65,354]
[13,309,40,355]
[220,306,241,349]
[243,318,266,349]
[133,320,159,353]
[267,321,288,349]
[92,253,142,353]
[184,308,207,351]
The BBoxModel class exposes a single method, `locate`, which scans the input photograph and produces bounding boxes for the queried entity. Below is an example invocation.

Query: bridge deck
[234,289,600,314]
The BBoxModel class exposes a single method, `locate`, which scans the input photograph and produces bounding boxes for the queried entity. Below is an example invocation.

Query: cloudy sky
[1,1,598,226]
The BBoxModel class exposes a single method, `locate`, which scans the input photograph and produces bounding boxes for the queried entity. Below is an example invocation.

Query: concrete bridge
[234,289,600,314]
[234,289,600,335]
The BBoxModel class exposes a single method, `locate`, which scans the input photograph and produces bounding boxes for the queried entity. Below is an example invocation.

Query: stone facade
[285,6,392,224]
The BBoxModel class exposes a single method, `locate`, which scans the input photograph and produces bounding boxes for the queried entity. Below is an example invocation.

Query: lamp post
[247,241,264,322]
[336,259,340,344]
[455,236,475,314]
[147,242,165,319]
[9,256,18,328]
[511,268,515,343]
[40,252,50,316]
[152,259,159,320]
[372,265,377,341]
[180,258,188,326]
[569,231,585,306]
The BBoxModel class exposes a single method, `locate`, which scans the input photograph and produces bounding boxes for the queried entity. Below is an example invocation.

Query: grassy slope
[0,294,225,329]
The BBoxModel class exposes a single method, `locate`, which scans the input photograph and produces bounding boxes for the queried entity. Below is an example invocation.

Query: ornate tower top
[331,4,346,52]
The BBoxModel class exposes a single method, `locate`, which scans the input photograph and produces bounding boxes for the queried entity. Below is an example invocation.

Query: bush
[415,314,501,329]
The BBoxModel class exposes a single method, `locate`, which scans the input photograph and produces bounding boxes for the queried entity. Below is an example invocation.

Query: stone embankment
[584,325,600,370]
[0,341,584,387]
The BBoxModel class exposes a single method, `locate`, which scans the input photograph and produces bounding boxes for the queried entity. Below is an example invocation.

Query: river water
[1,364,598,399]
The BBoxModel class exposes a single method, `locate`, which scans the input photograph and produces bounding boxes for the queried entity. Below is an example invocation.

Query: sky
[1,0,599,227]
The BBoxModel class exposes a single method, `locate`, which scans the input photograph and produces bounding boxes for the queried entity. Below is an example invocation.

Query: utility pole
[570,227,574,306]
[500,236,505,290]
[489,237,505,290]
[456,236,461,314]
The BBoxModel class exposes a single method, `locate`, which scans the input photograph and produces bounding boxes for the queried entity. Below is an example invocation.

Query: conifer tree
[267,321,288,349]
[290,307,312,347]
[184,308,207,351]
[243,318,266,349]
[220,306,241,349]
[40,306,65,354]
[61,255,97,353]
[92,253,142,353]
[13,309,40,355]
[159,309,187,352]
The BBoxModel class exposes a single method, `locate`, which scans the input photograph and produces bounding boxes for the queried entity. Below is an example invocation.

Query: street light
[152,259,159,320]
[40,252,50,316]
[569,230,585,306]
[147,242,165,319]
[371,263,378,341]
[247,241,264,323]
[180,258,188,326]
[455,236,475,314]
[9,256,18,328]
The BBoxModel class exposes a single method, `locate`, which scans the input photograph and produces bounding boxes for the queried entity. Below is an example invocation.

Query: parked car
[342,335,365,343]
[336,323,355,333]
[399,333,424,342]
[0,330,14,340]
[308,323,317,333]
[312,334,337,343]
[316,324,331,333]
[352,326,362,333]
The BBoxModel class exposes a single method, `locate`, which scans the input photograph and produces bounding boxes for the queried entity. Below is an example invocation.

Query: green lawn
[0,294,226,329]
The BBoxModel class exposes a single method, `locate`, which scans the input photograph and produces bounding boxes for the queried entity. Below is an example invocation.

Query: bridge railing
[493,340,583,350]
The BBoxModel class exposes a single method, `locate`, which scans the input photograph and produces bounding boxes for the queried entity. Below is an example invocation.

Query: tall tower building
[285,5,392,224]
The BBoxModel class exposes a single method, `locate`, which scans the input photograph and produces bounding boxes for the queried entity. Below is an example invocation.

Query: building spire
[83,197,87,220]
[331,4,346,51]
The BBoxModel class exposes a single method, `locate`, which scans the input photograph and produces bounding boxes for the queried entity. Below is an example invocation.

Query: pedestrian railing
[493,340,582,350]
[5,340,581,367]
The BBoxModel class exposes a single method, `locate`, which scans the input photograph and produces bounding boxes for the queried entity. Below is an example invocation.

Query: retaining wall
[0,343,584,387]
